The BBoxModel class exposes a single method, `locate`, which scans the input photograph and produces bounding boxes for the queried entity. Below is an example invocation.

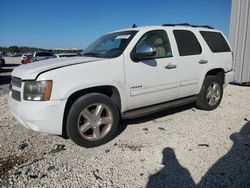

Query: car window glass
[135,30,173,58]
[97,39,121,51]
[200,31,231,53]
[173,30,202,56]
[83,31,138,58]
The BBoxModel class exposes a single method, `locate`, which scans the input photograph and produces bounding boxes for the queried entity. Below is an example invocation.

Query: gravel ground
[0,58,250,187]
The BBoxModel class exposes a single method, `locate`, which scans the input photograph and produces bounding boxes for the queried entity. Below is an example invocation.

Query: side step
[122,95,197,119]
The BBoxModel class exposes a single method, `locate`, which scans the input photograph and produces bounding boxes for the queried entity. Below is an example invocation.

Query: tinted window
[173,30,202,56]
[135,30,172,58]
[200,31,231,53]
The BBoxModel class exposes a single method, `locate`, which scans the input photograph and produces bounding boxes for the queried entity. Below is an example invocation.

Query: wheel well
[62,86,121,137]
[205,68,225,83]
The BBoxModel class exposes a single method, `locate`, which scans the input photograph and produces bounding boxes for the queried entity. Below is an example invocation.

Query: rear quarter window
[200,31,231,53]
[173,30,202,56]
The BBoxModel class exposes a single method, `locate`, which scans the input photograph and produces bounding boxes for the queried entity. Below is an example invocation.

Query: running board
[122,95,197,119]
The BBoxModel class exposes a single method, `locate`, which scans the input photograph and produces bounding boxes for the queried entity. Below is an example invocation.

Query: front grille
[12,89,21,101]
[11,77,22,88]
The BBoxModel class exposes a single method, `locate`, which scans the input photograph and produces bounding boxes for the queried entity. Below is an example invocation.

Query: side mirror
[133,45,156,61]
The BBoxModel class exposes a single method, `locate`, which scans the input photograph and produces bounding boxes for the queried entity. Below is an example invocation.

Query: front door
[124,29,179,110]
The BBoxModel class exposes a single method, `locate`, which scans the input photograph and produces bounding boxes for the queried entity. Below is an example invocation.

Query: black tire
[66,93,120,148]
[196,75,223,110]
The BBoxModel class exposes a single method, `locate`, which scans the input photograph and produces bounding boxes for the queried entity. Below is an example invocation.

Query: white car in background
[32,51,54,62]
[21,53,32,64]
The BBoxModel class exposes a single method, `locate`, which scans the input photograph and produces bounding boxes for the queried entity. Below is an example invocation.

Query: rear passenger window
[200,31,231,53]
[173,30,202,56]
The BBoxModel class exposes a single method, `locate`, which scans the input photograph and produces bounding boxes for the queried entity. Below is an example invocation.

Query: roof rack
[162,23,214,29]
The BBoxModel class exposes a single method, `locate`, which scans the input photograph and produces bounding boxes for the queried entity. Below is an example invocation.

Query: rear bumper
[8,92,67,135]
[224,70,234,87]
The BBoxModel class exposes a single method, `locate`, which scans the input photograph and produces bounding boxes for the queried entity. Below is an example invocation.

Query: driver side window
[136,30,172,58]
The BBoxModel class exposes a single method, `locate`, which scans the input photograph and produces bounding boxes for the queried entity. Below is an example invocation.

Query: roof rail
[162,23,214,29]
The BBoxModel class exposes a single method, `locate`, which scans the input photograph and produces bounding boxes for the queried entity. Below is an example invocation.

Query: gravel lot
[0,58,250,187]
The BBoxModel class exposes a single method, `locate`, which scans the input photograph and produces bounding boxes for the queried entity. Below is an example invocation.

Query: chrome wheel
[77,103,113,141]
[206,82,221,106]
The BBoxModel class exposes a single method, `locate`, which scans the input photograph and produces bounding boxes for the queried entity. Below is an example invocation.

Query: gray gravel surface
[0,59,250,187]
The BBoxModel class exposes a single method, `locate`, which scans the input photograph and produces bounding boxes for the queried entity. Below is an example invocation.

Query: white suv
[9,24,234,147]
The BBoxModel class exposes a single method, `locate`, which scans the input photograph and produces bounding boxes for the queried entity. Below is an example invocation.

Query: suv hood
[12,56,103,80]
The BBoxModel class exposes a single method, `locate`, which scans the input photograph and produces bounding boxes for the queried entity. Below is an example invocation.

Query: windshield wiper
[83,52,99,57]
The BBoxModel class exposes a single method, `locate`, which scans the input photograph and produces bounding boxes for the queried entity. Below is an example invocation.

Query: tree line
[0,46,82,55]
[0,46,45,54]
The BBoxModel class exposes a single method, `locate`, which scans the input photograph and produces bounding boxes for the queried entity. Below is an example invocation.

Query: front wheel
[66,93,120,148]
[196,75,223,110]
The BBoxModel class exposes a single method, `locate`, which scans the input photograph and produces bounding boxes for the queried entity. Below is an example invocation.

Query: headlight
[23,80,52,101]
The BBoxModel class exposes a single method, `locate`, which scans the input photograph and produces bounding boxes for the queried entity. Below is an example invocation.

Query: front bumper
[9,92,67,135]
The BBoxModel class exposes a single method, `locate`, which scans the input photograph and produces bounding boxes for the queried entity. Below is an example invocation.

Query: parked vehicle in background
[22,56,32,64]
[21,54,32,64]
[32,51,54,62]
[0,55,5,67]
[9,24,234,148]
[54,53,78,58]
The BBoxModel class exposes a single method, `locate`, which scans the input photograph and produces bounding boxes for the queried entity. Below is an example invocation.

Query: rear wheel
[196,75,223,110]
[66,93,120,148]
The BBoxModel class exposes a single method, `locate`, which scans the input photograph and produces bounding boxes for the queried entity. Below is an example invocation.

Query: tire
[196,75,223,110]
[66,93,120,148]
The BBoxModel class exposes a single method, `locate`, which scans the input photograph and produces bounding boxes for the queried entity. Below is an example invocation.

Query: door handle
[199,59,208,64]
[165,64,177,69]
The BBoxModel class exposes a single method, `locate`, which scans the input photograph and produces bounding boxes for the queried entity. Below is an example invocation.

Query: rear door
[173,29,206,98]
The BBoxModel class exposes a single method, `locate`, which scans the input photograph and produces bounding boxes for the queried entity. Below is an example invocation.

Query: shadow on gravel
[146,121,250,188]
[198,121,250,188]
[146,147,196,188]
[118,103,195,133]
[113,103,195,141]
[230,82,250,87]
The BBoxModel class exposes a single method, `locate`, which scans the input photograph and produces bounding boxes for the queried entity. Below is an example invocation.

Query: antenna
[132,24,137,28]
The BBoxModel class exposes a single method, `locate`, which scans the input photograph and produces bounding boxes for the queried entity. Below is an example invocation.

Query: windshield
[83,30,138,58]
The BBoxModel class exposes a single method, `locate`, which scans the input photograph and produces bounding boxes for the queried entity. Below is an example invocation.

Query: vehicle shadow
[116,103,195,136]
[146,121,250,188]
